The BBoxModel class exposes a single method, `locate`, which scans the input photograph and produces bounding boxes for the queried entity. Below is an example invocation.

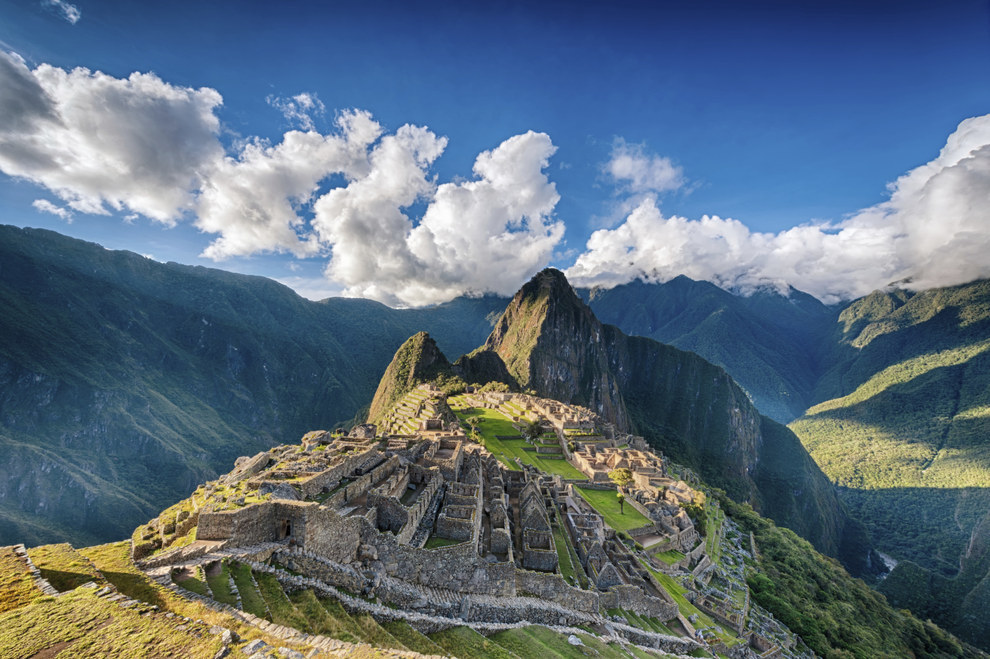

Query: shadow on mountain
[839,486,990,649]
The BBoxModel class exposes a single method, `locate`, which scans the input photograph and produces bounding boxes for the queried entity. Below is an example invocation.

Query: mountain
[579,276,835,423]
[0,225,504,548]
[789,279,990,648]
[465,269,871,572]
[366,331,453,424]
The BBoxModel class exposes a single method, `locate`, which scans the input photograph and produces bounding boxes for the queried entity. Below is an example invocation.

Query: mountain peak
[366,331,452,424]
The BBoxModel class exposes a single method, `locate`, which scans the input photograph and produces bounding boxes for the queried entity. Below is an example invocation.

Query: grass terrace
[0,546,39,615]
[449,400,586,479]
[640,558,742,646]
[0,586,225,659]
[26,543,103,593]
[575,486,651,532]
[424,536,464,549]
[655,549,686,566]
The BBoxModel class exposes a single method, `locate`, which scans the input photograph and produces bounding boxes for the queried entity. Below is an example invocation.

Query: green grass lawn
[204,563,237,607]
[704,505,724,565]
[450,402,586,479]
[254,572,310,631]
[430,626,520,658]
[229,562,267,618]
[552,524,577,585]
[655,549,685,565]
[424,536,464,549]
[26,543,103,593]
[575,487,651,532]
[289,589,361,643]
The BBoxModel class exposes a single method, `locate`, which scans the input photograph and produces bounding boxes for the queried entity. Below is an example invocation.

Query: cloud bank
[0,51,222,223]
[2,50,989,306]
[568,116,990,302]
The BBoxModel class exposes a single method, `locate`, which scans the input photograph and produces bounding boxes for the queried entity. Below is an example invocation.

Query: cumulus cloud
[313,130,563,306]
[42,0,80,24]
[0,50,565,307]
[32,198,72,221]
[267,92,326,131]
[196,109,381,259]
[569,115,990,302]
[604,139,686,194]
[0,50,223,223]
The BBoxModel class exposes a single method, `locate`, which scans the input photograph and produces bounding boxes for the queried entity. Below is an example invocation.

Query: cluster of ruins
[134,385,788,656]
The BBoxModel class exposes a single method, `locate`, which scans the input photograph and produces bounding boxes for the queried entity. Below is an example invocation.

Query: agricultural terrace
[639,559,743,646]
[574,486,651,532]
[448,397,587,480]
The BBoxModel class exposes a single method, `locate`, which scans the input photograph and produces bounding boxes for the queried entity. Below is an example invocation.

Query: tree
[523,418,544,444]
[467,416,482,438]
[617,492,626,514]
[608,468,634,490]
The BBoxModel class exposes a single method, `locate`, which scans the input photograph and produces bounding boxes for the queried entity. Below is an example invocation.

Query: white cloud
[0,51,565,307]
[604,139,686,194]
[275,275,344,301]
[267,92,326,131]
[569,115,990,302]
[312,129,563,306]
[42,0,80,24]
[0,50,223,224]
[196,109,381,260]
[32,198,72,221]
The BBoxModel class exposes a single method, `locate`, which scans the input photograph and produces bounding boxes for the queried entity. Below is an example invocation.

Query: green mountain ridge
[580,276,835,424]
[788,279,990,648]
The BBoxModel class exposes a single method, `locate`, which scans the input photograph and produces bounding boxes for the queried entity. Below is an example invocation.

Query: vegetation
[0,587,224,659]
[607,467,633,489]
[381,619,446,655]
[429,625,519,659]
[0,546,39,615]
[26,543,102,592]
[790,280,990,647]
[254,571,311,631]
[582,274,834,424]
[575,486,651,531]
[448,399,587,479]
[720,493,978,658]
[230,561,268,618]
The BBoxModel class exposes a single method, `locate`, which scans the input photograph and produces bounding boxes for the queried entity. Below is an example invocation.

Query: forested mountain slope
[789,279,990,648]
[0,225,503,547]
[580,276,834,423]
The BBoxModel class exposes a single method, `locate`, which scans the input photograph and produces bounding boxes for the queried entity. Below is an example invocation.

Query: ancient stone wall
[600,584,678,622]
[514,569,599,613]
[196,503,278,544]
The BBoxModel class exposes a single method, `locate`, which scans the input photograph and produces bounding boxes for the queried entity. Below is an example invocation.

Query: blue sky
[1,0,989,305]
